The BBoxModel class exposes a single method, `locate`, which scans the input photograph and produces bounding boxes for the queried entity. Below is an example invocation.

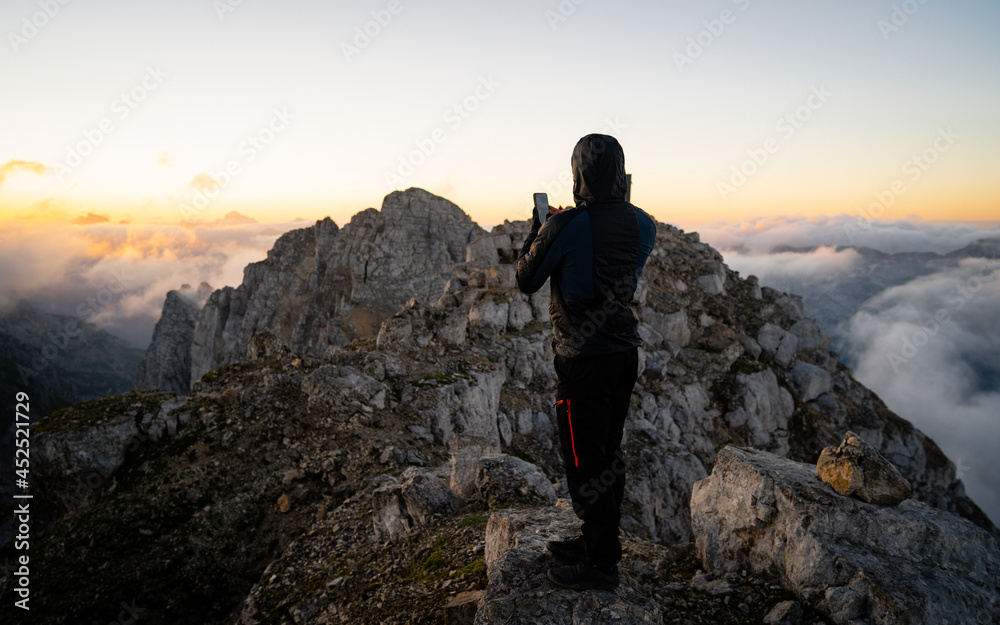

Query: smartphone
[533,193,549,222]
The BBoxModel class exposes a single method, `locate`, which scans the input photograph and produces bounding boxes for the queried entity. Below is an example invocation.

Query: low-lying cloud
[699,216,1000,525]
[0,217,305,348]
[846,258,1000,523]
[696,214,1000,255]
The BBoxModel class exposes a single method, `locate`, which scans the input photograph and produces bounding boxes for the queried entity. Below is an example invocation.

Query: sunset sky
[1,0,998,230]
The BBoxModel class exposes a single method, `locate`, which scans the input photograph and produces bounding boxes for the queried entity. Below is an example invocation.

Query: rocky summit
[5,188,997,624]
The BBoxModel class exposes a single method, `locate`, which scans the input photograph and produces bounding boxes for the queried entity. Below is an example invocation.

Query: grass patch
[458,514,487,529]
[730,356,765,376]
[451,559,485,579]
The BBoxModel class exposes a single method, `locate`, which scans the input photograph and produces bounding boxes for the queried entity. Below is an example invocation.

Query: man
[515,134,656,591]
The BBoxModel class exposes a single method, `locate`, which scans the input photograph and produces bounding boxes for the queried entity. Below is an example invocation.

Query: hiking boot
[547,563,620,591]
[546,536,587,562]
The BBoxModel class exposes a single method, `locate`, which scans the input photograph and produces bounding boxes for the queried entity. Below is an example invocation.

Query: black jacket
[516,134,656,358]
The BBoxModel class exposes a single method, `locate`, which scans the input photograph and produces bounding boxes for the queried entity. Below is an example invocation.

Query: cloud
[188,173,220,191]
[697,214,1000,255]
[845,258,1000,524]
[722,245,861,282]
[71,211,111,225]
[0,160,48,188]
[0,219,305,348]
[156,151,172,166]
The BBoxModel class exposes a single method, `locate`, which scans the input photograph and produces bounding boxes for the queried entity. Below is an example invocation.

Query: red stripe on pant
[557,398,579,468]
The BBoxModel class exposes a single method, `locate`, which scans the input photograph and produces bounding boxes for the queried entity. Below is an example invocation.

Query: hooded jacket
[516,134,657,357]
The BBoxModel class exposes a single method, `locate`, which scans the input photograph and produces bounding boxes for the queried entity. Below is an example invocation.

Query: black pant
[553,347,638,569]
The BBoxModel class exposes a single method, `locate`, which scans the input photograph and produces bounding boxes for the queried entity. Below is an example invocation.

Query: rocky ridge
[188,189,485,388]
[134,282,214,395]
[6,188,997,624]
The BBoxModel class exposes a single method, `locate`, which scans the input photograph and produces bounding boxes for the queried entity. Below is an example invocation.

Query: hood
[571,134,628,205]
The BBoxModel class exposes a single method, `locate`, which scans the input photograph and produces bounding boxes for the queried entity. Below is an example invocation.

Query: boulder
[450,434,501,500]
[757,323,798,368]
[816,431,912,505]
[475,453,556,506]
[691,446,1000,625]
[788,360,834,403]
[372,469,464,541]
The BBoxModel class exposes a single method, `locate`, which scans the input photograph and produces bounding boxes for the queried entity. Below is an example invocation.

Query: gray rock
[763,600,803,625]
[789,318,832,352]
[134,282,213,394]
[466,235,501,264]
[475,453,556,506]
[691,446,1000,625]
[625,438,708,544]
[400,468,464,525]
[476,504,662,625]
[641,307,691,348]
[757,323,799,368]
[450,433,501,500]
[698,273,725,295]
[468,296,509,330]
[816,431,912,505]
[189,189,485,386]
[371,480,411,541]
[372,469,464,540]
[736,368,794,450]
[789,360,834,403]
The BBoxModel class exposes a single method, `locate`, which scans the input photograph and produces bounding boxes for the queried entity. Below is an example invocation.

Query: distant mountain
[0,300,145,415]
[0,300,144,491]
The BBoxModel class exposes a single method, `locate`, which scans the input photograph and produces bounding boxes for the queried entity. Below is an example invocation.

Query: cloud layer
[696,214,1000,255]
[846,259,1000,523]
[700,216,1000,525]
[0,217,304,348]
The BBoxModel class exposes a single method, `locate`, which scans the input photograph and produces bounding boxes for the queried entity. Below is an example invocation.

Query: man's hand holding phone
[532,193,563,231]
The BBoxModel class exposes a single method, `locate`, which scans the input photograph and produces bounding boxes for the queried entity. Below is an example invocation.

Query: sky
[0,0,998,230]
[1,0,997,522]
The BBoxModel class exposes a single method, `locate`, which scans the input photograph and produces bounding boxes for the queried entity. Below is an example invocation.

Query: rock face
[476,503,662,625]
[27,189,998,624]
[816,431,912,505]
[133,282,213,395]
[691,446,1000,625]
[187,188,485,388]
[29,390,190,528]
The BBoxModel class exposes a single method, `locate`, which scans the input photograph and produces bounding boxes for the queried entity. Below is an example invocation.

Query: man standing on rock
[515,134,657,591]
